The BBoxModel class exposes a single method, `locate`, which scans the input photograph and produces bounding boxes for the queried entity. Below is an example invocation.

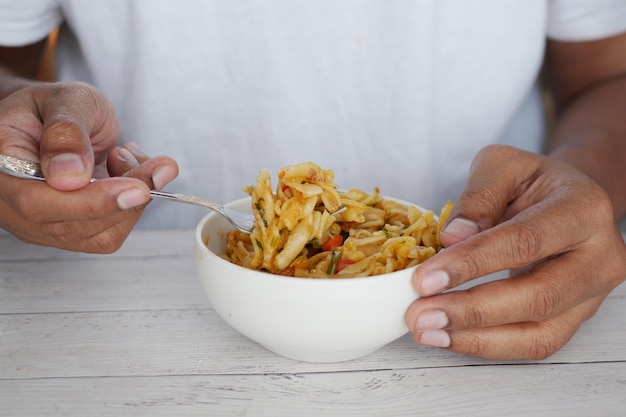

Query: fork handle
[149,190,221,210]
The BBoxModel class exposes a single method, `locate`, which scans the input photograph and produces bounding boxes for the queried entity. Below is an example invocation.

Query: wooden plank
[1,362,624,417]
[0,230,194,261]
[0,256,207,314]
[0,308,458,378]
[1,295,625,380]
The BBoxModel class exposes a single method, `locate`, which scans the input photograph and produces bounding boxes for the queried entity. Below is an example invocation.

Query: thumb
[440,145,542,248]
[38,82,120,191]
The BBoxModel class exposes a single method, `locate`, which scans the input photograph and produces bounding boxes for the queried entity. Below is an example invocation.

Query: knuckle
[44,222,79,244]
[54,81,115,116]
[462,298,486,327]
[460,185,501,216]
[527,332,558,360]
[589,188,614,225]
[510,224,544,262]
[464,333,487,357]
[44,222,124,254]
[567,178,614,233]
[93,233,125,254]
[453,254,483,283]
[474,144,514,168]
[50,80,92,100]
[528,281,562,320]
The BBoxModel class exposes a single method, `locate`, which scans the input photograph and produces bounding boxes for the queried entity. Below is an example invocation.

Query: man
[1,0,625,359]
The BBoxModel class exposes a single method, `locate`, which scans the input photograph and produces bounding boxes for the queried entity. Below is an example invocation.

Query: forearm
[546,75,626,220]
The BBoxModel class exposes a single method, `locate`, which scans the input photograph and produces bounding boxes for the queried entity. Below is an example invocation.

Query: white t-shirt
[1,0,626,229]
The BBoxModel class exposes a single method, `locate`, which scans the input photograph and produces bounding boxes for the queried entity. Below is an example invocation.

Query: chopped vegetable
[322,234,344,251]
[327,251,342,275]
[335,257,354,273]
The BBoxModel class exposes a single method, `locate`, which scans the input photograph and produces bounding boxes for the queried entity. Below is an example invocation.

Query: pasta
[223,162,453,278]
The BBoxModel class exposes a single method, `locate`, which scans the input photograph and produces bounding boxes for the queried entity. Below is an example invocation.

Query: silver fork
[0,154,256,233]
[0,154,346,234]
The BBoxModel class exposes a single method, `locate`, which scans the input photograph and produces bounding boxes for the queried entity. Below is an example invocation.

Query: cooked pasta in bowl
[195,162,452,362]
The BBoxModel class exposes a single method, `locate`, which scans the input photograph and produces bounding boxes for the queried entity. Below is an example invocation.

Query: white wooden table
[1,230,625,416]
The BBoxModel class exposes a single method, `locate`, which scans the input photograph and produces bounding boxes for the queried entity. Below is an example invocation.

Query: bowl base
[261,343,383,363]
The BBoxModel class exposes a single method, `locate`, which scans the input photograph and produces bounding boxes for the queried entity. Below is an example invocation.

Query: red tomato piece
[322,234,344,251]
[335,258,354,273]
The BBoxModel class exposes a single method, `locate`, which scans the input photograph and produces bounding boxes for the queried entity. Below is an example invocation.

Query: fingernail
[420,330,451,348]
[48,153,85,177]
[420,270,449,295]
[117,147,139,166]
[117,188,149,210]
[416,310,449,331]
[152,165,177,190]
[124,142,149,158]
[443,218,479,241]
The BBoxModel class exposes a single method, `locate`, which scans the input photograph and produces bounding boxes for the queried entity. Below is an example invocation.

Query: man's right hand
[0,81,178,253]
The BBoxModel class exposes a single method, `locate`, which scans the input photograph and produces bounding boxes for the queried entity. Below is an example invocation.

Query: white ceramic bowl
[195,197,420,363]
